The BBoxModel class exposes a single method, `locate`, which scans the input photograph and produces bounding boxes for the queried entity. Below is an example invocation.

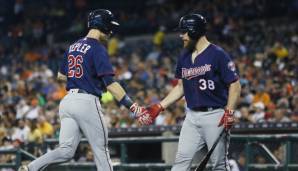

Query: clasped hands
[129,103,164,125]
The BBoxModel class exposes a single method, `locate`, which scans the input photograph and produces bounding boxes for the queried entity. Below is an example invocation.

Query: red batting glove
[137,112,154,125]
[130,103,146,118]
[218,109,235,130]
[147,103,164,120]
[130,103,153,125]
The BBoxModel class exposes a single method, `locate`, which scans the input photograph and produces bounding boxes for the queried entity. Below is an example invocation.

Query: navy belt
[78,89,89,94]
[191,106,221,112]
[69,89,101,98]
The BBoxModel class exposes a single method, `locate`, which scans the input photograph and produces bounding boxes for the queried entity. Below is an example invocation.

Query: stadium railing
[1,123,298,171]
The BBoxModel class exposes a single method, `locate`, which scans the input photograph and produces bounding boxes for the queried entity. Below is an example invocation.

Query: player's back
[59,37,114,97]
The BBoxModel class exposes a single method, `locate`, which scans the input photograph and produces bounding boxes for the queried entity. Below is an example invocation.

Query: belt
[77,89,89,94]
[68,88,89,94]
[190,106,221,112]
[68,88,101,98]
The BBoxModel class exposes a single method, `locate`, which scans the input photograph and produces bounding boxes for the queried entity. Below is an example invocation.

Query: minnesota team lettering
[182,64,211,80]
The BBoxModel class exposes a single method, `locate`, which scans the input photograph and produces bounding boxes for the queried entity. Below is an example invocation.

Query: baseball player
[18,9,151,171]
[146,13,241,171]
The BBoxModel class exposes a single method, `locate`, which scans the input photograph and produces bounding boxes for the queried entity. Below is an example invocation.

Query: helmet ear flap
[188,29,198,39]
[189,28,204,40]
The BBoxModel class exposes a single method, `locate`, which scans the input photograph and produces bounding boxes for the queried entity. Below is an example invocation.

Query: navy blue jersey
[175,44,238,109]
[59,37,114,96]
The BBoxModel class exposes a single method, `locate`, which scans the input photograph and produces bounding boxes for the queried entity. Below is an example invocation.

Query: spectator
[252,85,271,107]
[37,115,54,138]
[0,137,14,171]
[290,96,298,122]
[272,41,289,59]
[255,155,266,164]
[229,153,246,171]
[273,144,286,162]
[16,99,30,119]
[11,118,30,143]
[235,106,249,123]
[24,98,40,120]
[108,37,120,56]
[86,149,94,162]
[268,108,291,122]
[27,119,43,144]
[27,119,43,156]
[242,102,266,123]
[153,26,166,47]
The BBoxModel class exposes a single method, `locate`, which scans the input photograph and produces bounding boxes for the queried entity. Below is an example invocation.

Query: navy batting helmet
[178,13,207,39]
[87,9,119,35]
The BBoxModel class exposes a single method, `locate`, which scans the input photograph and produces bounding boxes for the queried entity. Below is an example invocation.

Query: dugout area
[1,128,298,171]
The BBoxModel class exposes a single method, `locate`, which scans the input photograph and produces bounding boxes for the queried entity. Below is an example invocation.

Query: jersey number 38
[68,55,83,78]
[199,79,215,90]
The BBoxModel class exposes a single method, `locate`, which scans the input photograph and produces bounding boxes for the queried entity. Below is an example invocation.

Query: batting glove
[130,103,153,125]
[137,112,154,125]
[147,103,164,120]
[218,109,235,130]
[130,103,146,118]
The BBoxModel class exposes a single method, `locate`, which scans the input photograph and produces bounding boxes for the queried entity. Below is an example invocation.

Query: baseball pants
[171,108,230,171]
[28,91,113,171]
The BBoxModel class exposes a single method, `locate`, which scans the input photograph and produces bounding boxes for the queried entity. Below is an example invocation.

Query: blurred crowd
[0,0,298,166]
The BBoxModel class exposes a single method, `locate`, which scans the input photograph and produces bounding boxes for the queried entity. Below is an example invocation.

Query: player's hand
[136,112,154,125]
[218,109,235,130]
[146,103,164,120]
[129,103,146,118]
[130,103,153,125]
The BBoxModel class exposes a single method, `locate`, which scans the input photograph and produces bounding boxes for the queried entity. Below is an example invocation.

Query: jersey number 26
[68,55,83,78]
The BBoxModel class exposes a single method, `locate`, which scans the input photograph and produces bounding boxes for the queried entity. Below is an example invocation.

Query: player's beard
[184,39,196,52]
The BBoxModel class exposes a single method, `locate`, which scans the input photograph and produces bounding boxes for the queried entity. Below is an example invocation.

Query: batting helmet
[87,9,119,35]
[178,13,207,39]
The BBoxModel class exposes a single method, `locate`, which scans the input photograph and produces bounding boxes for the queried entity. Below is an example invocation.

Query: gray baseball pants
[171,108,230,171]
[28,91,113,171]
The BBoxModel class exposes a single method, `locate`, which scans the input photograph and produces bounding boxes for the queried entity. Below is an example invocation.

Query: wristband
[119,95,134,109]
[157,103,165,111]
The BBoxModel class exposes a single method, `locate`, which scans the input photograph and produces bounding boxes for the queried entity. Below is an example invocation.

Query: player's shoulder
[74,37,100,46]
[83,37,108,52]
[209,44,230,59]
[209,44,227,54]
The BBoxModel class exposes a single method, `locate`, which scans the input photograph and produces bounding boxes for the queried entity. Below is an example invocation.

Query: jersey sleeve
[217,51,239,84]
[59,51,68,75]
[93,45,115,77]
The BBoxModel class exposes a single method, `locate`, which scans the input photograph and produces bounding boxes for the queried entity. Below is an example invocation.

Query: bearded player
[147,13,241,171]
